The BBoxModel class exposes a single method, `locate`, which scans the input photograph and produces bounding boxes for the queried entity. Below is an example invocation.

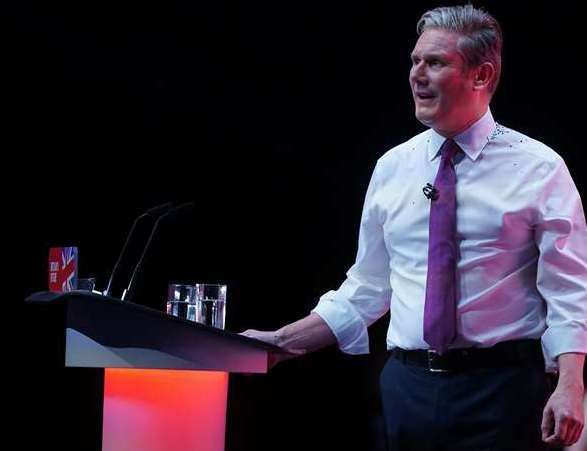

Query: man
[242,5,586,450]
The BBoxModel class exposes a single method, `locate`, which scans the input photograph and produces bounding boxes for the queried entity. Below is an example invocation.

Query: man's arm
[557,353,585,391]
[542,352,585,447]
[530,157,587,447]
[241,161,391,363]
[275,312,337,352]
[240,313,337,367]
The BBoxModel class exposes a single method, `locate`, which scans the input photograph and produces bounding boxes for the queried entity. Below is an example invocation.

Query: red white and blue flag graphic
[48,246,78,292]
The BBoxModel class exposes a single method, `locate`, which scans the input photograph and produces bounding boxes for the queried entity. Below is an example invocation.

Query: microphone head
[172,201,196,211]
[140,202,175,219]
[157,202,196,220]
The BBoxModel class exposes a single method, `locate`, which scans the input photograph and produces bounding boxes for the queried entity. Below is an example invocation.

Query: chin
[415,110,436,127]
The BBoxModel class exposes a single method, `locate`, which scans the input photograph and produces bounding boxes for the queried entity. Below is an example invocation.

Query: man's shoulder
[376,129,431,167]
[489,122,564,166]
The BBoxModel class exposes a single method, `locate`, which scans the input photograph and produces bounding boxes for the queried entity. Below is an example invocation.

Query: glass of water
[166,283,197,321]
[194,283,227,330]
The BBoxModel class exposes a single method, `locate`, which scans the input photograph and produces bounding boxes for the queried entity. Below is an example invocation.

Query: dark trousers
[379,355,553,451]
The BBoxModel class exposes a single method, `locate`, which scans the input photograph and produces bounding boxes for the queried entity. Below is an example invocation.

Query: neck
[434,106,489,139]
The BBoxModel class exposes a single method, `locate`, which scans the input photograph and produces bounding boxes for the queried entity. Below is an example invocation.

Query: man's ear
[472,62,495,91]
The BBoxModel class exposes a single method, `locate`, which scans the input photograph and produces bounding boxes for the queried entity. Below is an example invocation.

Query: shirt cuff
[541,320,587,372]
[311,290,370,355]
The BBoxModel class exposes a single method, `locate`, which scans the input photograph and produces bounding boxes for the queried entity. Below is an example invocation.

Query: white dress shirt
[312,109,587,371]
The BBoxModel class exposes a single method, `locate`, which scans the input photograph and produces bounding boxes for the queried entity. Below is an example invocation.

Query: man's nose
[410,62,427,82]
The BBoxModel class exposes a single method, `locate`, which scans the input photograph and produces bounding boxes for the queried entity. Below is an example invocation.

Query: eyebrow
[410,51,450,60]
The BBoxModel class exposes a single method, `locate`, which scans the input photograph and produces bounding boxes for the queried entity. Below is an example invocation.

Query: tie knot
[440,139,460,162]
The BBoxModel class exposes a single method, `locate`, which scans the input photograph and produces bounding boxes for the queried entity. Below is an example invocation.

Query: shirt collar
[427,108,496,162]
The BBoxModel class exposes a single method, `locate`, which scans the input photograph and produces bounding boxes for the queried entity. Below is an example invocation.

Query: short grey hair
[416,4,503,95]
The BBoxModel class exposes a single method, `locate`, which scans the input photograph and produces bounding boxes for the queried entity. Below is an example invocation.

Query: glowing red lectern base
[103,369,229,451]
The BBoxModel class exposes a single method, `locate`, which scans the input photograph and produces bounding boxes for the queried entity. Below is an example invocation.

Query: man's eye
[429,60,442,67]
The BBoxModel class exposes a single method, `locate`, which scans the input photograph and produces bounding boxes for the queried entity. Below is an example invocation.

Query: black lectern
[26,291,286,451]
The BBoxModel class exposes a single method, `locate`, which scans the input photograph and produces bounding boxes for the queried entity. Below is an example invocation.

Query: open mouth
[416,92,436,100]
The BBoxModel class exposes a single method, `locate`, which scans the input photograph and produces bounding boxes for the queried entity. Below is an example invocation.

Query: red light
[103,368,228,451]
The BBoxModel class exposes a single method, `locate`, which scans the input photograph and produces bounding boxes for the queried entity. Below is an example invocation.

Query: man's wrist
[555,352,585,390]
[275,326,288,348]
[556,377,584,392]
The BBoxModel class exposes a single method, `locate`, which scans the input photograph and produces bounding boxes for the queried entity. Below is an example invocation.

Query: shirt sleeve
[311,161,392,354]
[534,157,587,372]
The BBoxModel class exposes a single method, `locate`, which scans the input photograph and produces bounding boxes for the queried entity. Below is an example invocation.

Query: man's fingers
[555,411,566,442]
[555,412,570,445]
[241,329,259,337]
[568,419,584,446]
[542,406,563,446]
[544,412,573,446]
[544,434,563,446]
[568,422,581,445]
[541,406,554,440]
[239,329,277,345]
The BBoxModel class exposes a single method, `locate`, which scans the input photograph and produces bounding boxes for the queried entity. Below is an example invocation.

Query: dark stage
[9,1,585,450]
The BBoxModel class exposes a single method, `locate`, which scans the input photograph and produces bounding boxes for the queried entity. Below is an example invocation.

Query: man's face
[409,28,479,134]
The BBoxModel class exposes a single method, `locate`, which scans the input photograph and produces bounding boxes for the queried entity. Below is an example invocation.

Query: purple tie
[423,139,460,354]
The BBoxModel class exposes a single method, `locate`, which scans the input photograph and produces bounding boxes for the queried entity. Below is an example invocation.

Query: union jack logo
[49,246,78,292]
[61,247,76,269]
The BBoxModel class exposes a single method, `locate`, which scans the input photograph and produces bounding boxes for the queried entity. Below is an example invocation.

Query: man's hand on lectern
[239,329,307,369]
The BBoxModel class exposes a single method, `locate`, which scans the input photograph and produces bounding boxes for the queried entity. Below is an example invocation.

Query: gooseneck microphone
[103,202,173,297]
[121,201,195,302]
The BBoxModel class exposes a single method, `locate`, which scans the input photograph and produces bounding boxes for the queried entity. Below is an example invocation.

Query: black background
[9,1,585,450]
